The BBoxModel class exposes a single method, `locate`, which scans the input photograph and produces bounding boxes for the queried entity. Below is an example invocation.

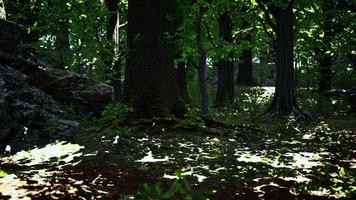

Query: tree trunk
[105,0,121,102]
[347,54,356,69]
[237,47,255,86]
[175,61,191,104]
[55,14,70,69]
[113,60,121,102]
[124,0,185,118]
[316,53,333,92]
[105,0,118,41]
[215,12,235,107]
[316,2,334,93]
[195,8,209,115]
[262,1,311,120]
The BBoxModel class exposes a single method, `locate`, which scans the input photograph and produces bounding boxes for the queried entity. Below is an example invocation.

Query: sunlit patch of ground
[0,119,355,199]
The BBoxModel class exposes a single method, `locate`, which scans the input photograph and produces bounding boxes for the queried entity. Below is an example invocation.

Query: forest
[0,0,355,199]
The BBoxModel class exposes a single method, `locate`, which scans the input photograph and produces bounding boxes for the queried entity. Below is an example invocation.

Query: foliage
[299,165,356,198]
[213,87,272,124]
[123,173,215,200]
[176,107,205,129]
[98,103,134,125]
[297,90,348,115]
[0,170,8,178]
[41,122,58,135]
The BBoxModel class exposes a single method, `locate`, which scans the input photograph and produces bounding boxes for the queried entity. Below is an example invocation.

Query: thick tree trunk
[237,47,255,86]
[215,12,235,107]
[195,8,209,115]
[175,61,191,104]
[124,0,185,118]
[262,2,311,120]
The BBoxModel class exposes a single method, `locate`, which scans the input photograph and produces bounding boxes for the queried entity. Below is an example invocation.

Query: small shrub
[122,173,215,200]
[94,103,134,125]
[298,165,356,198]
[41,122,58,135]
[176,107,205,129]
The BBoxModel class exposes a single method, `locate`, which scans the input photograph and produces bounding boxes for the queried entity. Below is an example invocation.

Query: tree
[175,61,191,104]
[0,0,5,19]
[237,47,254,86]
[215,11,235,107]
[195,5,209,115]
[105,0,121,101]
[257,0,311,120]
[124,0,186,118]
[314,1,337,93]
[236,5,255,86]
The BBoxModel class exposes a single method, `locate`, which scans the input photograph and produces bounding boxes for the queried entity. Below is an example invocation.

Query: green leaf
[339,167,346,177]
[0,170,8,178]
[162,181,182,199]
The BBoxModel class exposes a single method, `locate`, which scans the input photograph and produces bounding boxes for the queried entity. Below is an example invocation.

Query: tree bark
[347,54,356,69]
[124,0,185,118]
[316,1,335,93]
[262,1,311,120]
[237,47,255,86]
[215,12,235,107]
[175,61,191,104]
[105,0,118,41]
[105,0,122,102]
[55,6,70,69]
[195,8,209,115]
[316,52,333,92]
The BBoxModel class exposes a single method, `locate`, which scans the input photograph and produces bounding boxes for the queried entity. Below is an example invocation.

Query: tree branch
[256,0,277,32]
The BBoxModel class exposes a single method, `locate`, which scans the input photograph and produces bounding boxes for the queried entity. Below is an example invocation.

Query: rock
[0,19,25,54]
[7,58,113,116]
[0,64,79,152]
[0,18,112,117]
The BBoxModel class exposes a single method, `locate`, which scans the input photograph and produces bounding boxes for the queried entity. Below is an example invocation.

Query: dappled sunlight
[136,151,169,163]
[1,141,84,167]
[0,141,85,199]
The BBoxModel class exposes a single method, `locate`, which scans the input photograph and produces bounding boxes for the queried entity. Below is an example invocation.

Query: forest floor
[0,115,355,199]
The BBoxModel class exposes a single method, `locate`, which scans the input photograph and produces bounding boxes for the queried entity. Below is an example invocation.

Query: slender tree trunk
[175,61,191,104]
[124,0,185,118]
[215,12,235,107]
[113,60,121,102]
[316,53,333,92]
[105,0,122,102]
[316,2,334,93]
[195,8,209,115]
[262,1,311,120]
[55,13,70,69]
[0,0,5,19]
[348,54,356,69]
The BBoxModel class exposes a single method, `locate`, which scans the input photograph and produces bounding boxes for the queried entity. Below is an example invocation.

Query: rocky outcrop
[0,19,113,118]
[0,20,25,54]
[0,18,112,152]
[0,64,79,152]
[3,56,113,117]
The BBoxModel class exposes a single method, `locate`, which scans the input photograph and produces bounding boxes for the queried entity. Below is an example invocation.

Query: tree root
[260,106,314,122]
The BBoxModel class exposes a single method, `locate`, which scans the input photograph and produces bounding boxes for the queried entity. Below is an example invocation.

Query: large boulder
[0,64,79,152]
[7,57,113,116]
[0,20,25,54]
[0,18,111,152]
[0,19,113,117]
